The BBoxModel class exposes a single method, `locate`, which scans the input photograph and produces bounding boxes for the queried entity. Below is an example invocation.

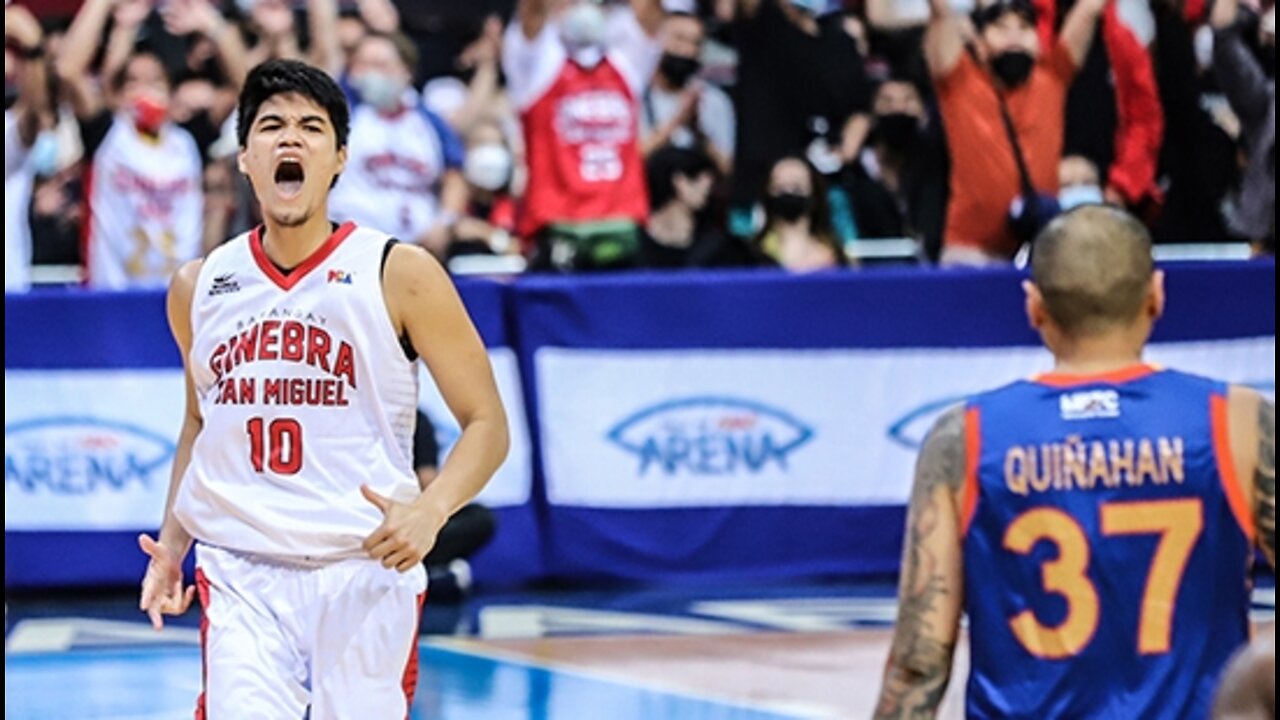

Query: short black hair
[646,145,714,209]
[237,59,349,149]
[972,0,1038,31]
[1031,205,1155,335]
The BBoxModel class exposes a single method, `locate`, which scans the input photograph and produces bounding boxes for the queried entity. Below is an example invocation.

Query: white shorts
[194,544,427,719]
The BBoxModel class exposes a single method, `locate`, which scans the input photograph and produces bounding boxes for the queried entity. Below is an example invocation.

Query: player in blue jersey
[874,205,1275,719]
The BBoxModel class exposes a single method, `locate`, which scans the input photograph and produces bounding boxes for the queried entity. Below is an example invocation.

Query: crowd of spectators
[3,0,1274,290]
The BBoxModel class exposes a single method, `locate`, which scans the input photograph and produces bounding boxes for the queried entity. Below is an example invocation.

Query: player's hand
[360,485,448,573]
[138,534,195,631]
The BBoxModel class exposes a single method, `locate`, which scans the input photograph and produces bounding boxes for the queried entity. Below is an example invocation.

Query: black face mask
[766,192,811,222]
[875,112,922,153]
[659,52,701,87]
[990,50,1035,88]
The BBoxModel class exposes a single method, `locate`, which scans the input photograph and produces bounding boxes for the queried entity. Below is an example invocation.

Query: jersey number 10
[246,417,304,475]
[1004,498,1204,659]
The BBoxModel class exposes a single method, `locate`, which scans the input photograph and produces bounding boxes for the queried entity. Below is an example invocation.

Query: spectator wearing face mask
[53,0,247,289]
[1057,153,1106,210]
[842,77,949,263]
[1052,0,1165,218]
[450,121,521,260]
[725,0,872,241]
[641,144,750,268]
[754,155,848,272]
[926,0,1106,265]
[639,11,735,177]
[329,31,468,256]
[1212,0,1275,255]
[503,0,664,271]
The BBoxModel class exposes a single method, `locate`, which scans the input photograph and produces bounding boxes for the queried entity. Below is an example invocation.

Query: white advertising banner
[5,370,185,530]
[537,338,1274,508]
[418,348,533,507]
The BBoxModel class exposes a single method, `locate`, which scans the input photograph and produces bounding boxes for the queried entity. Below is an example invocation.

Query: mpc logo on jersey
[327,269,354,284]
[5,417,176,494]
[606,397,814,476]
[1060,389,1121,420]
[208,272,240,296]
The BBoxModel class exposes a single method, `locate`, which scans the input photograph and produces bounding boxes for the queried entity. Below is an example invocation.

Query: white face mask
[1058,184,1104,211]
[30,131,59,176]
[354,71,406,112]
[560,2,607,53]
[464,143,513,191]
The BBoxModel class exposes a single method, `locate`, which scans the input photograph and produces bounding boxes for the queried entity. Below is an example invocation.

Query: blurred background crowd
[3,0,1275,290]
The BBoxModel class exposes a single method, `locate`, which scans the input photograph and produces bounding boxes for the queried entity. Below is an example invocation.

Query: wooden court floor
[443,629,967,718]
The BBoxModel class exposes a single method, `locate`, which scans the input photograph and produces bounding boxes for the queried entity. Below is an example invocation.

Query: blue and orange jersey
[961,364,1255,720]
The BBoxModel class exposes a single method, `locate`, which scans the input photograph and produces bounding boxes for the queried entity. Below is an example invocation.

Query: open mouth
[273,158,305,198]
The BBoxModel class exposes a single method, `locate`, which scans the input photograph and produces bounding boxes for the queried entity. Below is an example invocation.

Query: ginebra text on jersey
[207,318,357,391]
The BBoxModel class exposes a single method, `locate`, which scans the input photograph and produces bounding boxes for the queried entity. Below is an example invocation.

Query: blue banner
[5,262,1275,589]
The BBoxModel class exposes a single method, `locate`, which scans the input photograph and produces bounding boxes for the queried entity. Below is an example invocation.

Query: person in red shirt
[926,0,1106,265]
[503,0,663,271]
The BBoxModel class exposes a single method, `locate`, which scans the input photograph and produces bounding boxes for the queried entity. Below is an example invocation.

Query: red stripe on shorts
[194,568,211,720]
[401,591,426,718]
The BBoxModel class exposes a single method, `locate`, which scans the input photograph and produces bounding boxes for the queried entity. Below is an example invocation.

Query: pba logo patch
[606,396,814,476]
[1059,389,1121,420]
[327,269,353,284]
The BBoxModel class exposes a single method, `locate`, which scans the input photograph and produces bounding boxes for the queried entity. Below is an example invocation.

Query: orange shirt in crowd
[935,43,1077,259]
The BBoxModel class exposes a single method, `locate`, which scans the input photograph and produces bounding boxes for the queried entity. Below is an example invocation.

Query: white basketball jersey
[85,118,203,290]
[174,222,420,561]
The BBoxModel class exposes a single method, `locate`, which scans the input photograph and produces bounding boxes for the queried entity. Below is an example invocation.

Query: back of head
[1030,205,1155,336]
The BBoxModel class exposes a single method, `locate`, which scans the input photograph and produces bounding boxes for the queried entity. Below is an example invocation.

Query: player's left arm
[1228,387,1274,568]
[874,405,967,719]
[361,244,510,572]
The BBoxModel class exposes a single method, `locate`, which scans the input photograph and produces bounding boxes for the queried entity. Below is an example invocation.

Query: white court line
[5,617,200,653]
[425,636,837,719]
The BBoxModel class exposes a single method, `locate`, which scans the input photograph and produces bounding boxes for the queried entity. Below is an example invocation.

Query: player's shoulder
[382,239,448,283]
[170,258,205,294]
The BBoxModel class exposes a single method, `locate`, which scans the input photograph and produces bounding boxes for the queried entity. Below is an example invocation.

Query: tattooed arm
[1227,388,1274,569]
[874,405,967,720]
[1254,399,1275,568]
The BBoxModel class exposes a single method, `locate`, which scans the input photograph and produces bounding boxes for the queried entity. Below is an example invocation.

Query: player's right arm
[874,405,967,719]
[138,259,204,630]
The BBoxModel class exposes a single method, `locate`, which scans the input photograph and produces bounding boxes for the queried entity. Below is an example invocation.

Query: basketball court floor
[5,581,1274,719]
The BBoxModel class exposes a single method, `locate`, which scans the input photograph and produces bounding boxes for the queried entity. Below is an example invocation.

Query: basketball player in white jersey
[137,59,509,718]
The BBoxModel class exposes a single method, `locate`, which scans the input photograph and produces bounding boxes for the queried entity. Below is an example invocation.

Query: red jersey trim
[249,221,357,291]
[960,407,981,536]
[1033,363,1160,388]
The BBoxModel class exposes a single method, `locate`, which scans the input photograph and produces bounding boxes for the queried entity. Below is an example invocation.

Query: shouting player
[137,59,509,718]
